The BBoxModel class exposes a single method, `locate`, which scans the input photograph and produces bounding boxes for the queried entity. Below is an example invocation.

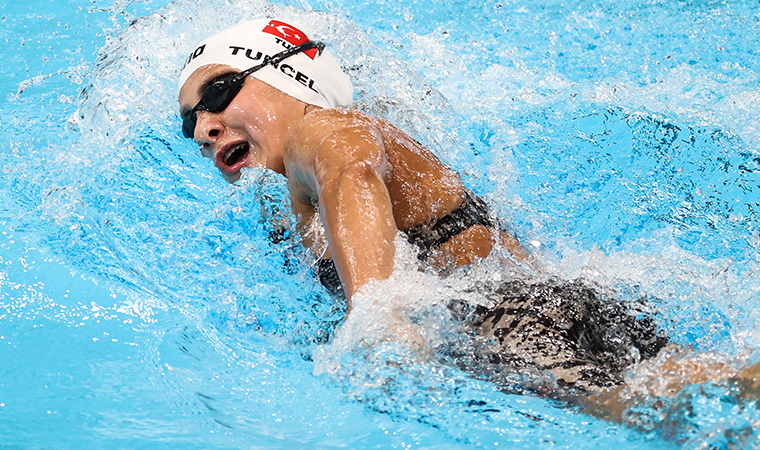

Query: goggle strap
[235,40,325,84]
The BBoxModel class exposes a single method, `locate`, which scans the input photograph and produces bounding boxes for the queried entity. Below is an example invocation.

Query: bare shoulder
[290,108,381,146]
[287,108,432,163]
[300,107,378,128]
[284,108,389,196]
[285,108,387,168]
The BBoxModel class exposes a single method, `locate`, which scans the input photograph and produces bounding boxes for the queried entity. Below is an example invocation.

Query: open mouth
[220,142,250,169]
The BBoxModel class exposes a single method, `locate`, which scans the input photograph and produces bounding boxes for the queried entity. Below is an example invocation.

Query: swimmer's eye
[181,72,242,138]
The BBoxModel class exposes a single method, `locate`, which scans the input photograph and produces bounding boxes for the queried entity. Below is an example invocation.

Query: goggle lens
[181,72,243,139]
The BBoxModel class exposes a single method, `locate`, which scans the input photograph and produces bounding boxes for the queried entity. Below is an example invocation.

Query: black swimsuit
[404,190,495,261]
[449,278,667,394]
[312,191,667,393]
[314,190,494,297]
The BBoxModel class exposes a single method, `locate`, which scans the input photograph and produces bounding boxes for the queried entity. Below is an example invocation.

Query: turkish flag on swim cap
[262,20,318,59]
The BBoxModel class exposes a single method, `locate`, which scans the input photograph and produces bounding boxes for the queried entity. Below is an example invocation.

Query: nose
[194,111,224,152]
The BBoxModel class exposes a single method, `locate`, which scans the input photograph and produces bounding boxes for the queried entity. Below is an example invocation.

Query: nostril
[209,129,220,137]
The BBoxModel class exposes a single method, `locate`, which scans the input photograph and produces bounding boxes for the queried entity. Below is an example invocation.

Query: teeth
[223,143,249,166]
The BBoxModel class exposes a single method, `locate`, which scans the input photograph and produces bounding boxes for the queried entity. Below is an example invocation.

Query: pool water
[2,0,760,448]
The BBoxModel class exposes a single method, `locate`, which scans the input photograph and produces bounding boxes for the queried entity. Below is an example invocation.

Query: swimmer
[177,18,760,429]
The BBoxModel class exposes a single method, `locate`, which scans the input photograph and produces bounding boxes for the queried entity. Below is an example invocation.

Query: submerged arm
[581,350,760,426]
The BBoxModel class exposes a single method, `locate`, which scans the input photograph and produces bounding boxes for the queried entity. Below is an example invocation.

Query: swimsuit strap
[405,190,495,260]
[315,190,494,297]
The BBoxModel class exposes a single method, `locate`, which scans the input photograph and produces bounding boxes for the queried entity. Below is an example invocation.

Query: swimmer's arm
[285,109,397,302]
[580,353,760,424]
[496,230,534,263]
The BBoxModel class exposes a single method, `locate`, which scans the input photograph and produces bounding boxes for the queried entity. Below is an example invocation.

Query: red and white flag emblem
[262,20,318,59]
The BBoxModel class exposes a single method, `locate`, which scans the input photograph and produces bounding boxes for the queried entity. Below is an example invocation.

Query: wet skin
[179,64,528,300]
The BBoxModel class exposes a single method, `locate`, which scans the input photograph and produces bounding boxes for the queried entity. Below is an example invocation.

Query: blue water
[2,0,760,448]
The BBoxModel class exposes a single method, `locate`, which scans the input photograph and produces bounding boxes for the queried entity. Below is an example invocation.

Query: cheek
[261,108,277,124]
[226,102,267,137]
[228,92,291,143]
[236,93,280,123]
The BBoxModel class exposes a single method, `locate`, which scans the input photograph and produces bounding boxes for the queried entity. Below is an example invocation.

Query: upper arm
[284,109,389,261]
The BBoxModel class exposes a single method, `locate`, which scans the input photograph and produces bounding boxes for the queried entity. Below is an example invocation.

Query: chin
[222,171,241,183]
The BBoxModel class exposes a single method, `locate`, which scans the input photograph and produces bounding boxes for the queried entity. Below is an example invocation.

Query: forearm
[319,162,397,301]
[581,351,760,426]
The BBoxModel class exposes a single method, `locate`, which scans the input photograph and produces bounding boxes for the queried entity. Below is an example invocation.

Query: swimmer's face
[179,64,308,182]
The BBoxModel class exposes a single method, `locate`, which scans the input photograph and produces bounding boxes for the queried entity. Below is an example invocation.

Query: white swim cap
[178,19,354,109]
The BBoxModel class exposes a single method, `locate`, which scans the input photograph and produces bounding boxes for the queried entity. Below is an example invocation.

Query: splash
[4,0,760,447]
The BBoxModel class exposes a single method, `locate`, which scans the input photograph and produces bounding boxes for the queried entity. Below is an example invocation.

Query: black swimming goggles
[181,40,325,139]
